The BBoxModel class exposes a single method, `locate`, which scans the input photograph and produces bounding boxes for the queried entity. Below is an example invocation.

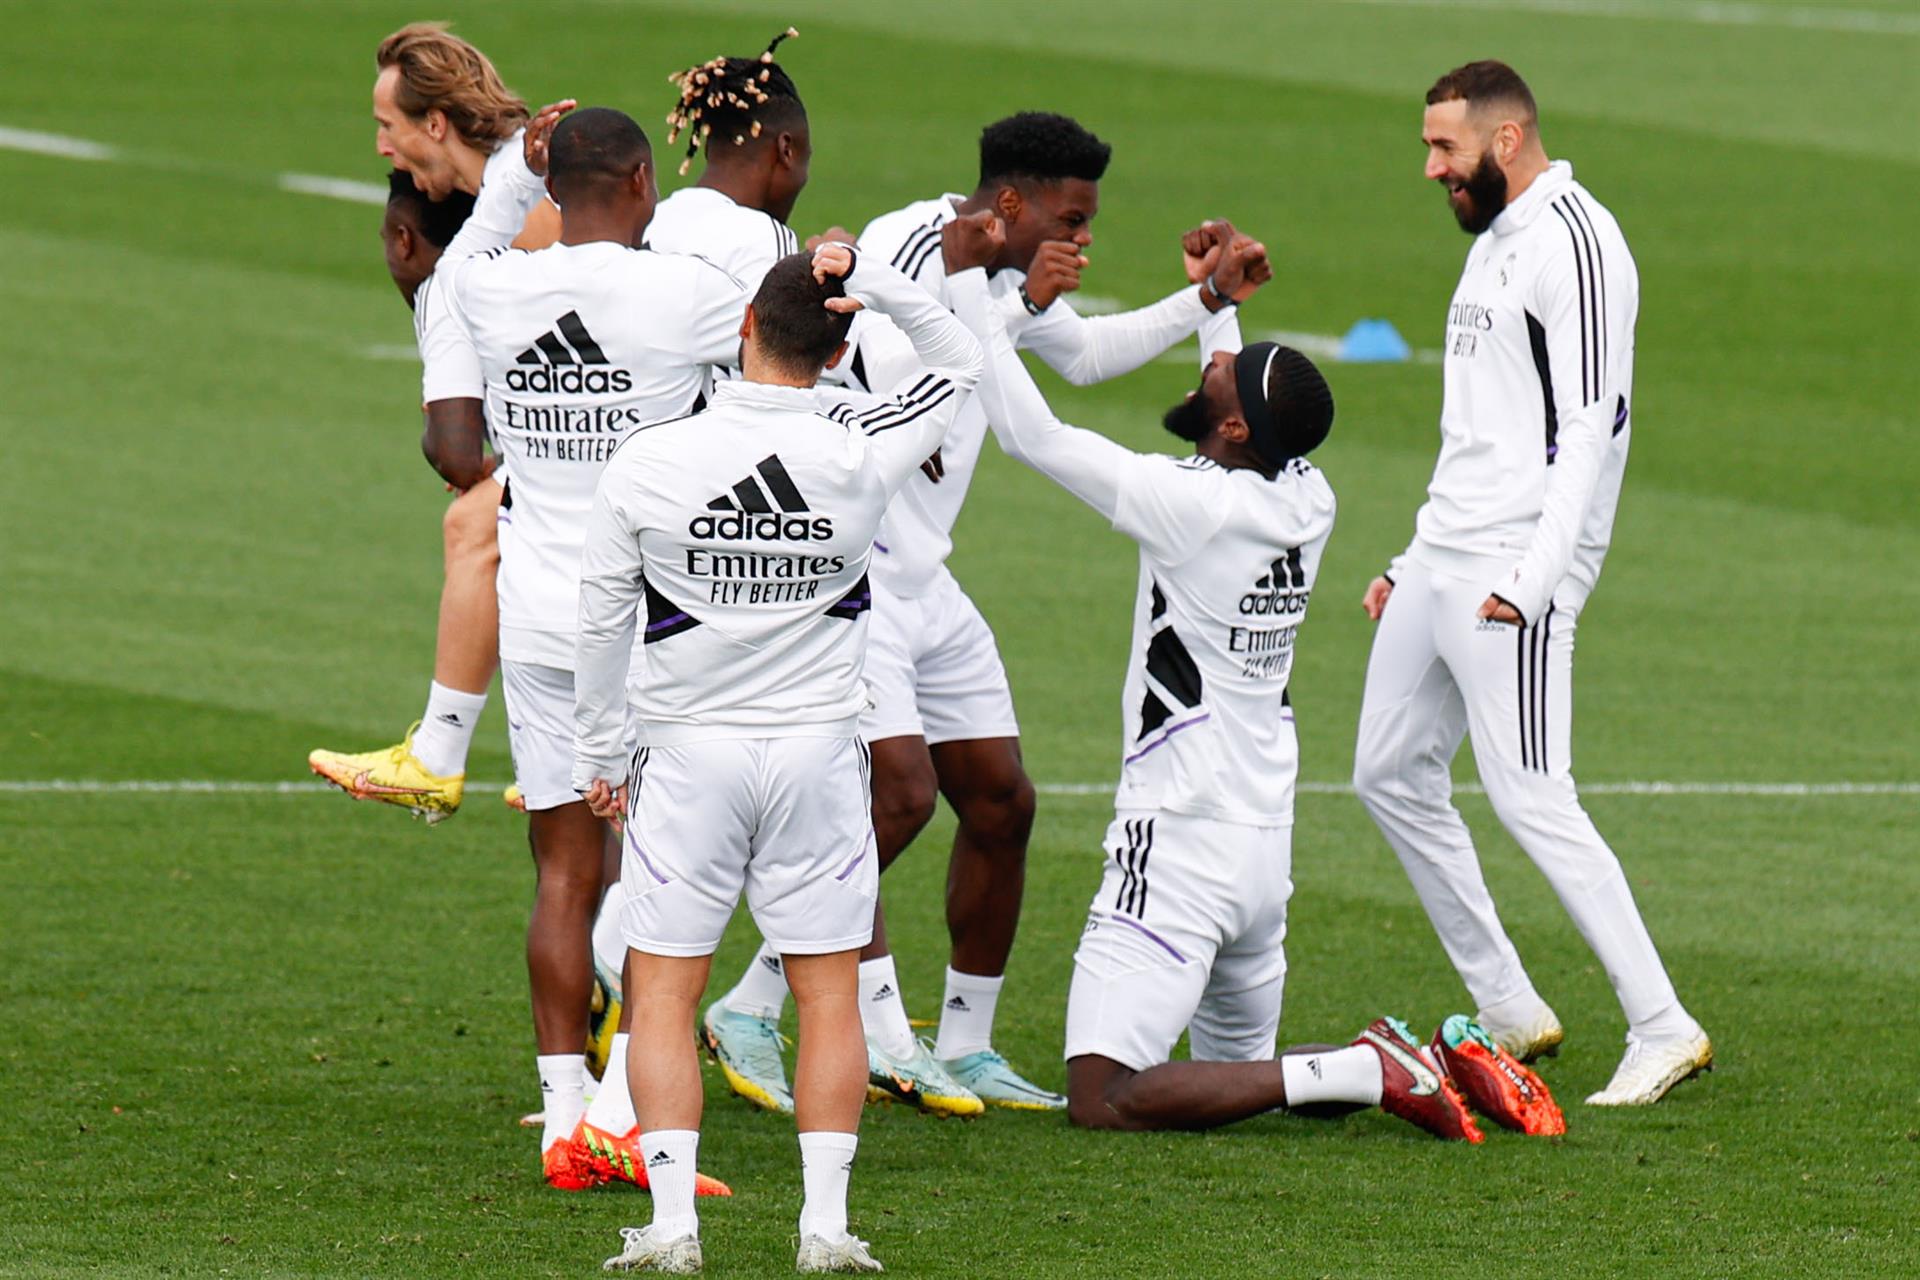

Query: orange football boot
[575,1120,733,1197]
[1432,1015,1566,1135]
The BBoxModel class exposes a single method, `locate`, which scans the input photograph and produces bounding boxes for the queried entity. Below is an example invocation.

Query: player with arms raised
[704,112,1264,1116]
[1353,61,1710,1106]
[573,240,983,1274]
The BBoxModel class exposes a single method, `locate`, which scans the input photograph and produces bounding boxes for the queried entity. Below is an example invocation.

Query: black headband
[1234,341,1286,467]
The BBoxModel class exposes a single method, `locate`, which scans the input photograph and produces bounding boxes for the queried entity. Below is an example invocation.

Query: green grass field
[3,1,1917,1275]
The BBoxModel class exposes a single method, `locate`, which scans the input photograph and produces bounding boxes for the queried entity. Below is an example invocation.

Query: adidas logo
[945,996,970,1012]
[1240,547,1309,617]
[760,954,784,974]
[688,454,833,542]
[647,1150,674,1168]
[870,983,895,1001]
[1307,1057,1323,1080]
[504,311,633,394]
[435,712,464,727]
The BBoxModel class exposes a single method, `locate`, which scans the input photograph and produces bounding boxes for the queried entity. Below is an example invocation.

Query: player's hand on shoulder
[523,99,578,176]
[1362,575,1395,621]
[940,210,1005,274]
[1023,238,1087,310]
[805,226,857,252]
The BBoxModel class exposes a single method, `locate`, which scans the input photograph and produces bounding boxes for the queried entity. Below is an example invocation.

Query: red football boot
[542,1130,600,1191]
[1431,1014,1566,1136]
[1353,1015,1484,1143]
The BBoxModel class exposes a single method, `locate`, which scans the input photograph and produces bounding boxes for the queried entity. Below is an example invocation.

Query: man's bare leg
[626,950,712,1241]
[526,800,606,1153]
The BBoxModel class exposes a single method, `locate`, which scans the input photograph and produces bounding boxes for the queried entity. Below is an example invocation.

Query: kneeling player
[573,244,982,1272]
[951,225,1559,1139]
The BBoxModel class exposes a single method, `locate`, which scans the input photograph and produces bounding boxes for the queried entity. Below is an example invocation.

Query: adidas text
[688,511,833,542]
[504,365,633,395]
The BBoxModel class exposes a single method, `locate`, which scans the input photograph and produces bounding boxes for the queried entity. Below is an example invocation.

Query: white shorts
[500,660,630,812]
[861,568,1020,745]
[1065,810,1294,1072]
[620,736,880,958]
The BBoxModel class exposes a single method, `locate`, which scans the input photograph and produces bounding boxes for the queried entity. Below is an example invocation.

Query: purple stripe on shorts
[1095,910,1187,963]
[645,612,689,634]
[1123,712,1211,765]
[873,541,890,554]
[834,849,867,882]
[626,830,669,885]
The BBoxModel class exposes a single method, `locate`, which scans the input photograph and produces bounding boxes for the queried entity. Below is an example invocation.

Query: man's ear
[1494,119,1523,164]
[393,223,417,263]
[823,338,850,370]
[1217,417,1251,445]
[425,108,448,143]
[775,132,797,167]
[993,184,1023,224]
[739,303,757,343]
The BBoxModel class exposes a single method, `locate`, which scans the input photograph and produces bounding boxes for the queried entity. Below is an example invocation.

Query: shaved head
[549,107,652,206]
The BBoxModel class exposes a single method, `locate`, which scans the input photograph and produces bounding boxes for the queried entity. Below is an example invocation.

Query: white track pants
[1352,560,1682,1034]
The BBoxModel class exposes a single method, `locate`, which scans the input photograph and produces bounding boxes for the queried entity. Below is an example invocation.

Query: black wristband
[1018,283,1047,316]
[1202,273,1237,308]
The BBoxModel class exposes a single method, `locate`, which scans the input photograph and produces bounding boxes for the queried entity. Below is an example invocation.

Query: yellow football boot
[308,723,463,824]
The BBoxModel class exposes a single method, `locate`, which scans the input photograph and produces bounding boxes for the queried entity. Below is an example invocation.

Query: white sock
[1281,1046,1383,1107]
[933,967,1003,1060]
[721,943,791,1020]
[591,881,629,980]
[1478,987,1554,1033]
[411,681,486,777]
[1628,1000,1700,1044]
[584,1033,636,1134]
[536,1052,587,1151]
[798,1131,858,1242]
[858,957,916,1058]
[642,1129,701,1240]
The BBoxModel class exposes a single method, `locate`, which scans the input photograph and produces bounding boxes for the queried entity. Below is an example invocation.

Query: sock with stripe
[411,681,486,777]
[857,957,916,1058]
[933,968,1002,1060]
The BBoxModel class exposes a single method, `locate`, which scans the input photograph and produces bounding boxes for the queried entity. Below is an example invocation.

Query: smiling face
[374,66,459,198]
[1422,98,1509,234]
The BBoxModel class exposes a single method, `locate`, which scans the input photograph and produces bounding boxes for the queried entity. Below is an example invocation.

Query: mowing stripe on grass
[2,779,1913,798]
[0,126,117,161]
[277,173,388,204]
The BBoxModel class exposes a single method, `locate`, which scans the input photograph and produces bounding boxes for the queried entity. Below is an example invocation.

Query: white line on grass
[1342,0,1920,36]
[277,173,388,205]
[1,779,1913,798]
[0,126,117,161]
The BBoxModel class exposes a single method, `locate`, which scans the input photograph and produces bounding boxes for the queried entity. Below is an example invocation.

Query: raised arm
[1491,216,1634,625]
[438,100,574,263]
[816,241,983,495]
[1019,220,1271,385]
[949,266,1132,521]
[571,469,646,793]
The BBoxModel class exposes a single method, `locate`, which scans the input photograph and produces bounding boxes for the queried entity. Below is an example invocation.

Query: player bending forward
[1353,61,1709,1106]
[950,222,1559,1140]
[573,242,983,1273]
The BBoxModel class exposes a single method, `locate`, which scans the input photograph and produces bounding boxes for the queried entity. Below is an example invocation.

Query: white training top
[856,193,1220,597]
[438,129,549,265]
[644,185,800,286]
[954,272,1335,827]
[1394,160,1638,623]
[422,241,748,668]
[571,256,985,784]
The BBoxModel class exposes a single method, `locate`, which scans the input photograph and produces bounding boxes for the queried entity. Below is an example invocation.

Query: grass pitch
[2,2,1916,1276]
